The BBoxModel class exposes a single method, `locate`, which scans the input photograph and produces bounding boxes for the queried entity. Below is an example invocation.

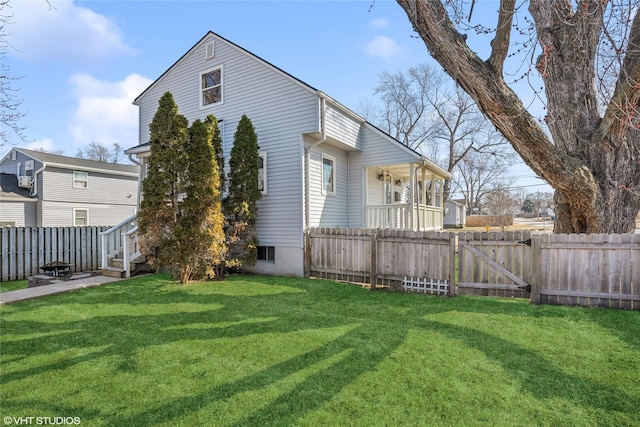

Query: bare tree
[453,143,516,214]
[483,180,522,231]
[0,0,27,149]
[431,85,513,200]
[372,64,444,150]
[76,142,125,163]
[370,64,514,202]
[395,0,640,233]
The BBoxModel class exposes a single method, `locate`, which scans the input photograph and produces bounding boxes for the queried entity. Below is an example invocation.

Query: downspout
[30,163,46,197]
[304,94,327,229]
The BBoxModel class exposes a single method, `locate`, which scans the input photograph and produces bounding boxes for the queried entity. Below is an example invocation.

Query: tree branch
[488,0,516,75]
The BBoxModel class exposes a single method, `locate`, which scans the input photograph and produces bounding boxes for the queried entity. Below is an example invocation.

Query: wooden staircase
[100,255,151,278]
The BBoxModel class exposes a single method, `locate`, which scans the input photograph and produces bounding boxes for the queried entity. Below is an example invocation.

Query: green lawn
[1,274,638,426]
[0,280,27,293]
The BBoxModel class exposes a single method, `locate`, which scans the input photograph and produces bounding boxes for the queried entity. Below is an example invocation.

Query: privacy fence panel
[306,228,454,293]
[1,226,107,282]
[457,231,533,298]
[374,229,452,290]
[306,228,372,285]
[538,233,640,309]
[306,228,639,310]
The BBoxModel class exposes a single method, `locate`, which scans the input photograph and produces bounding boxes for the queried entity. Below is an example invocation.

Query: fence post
[304,230,311,278]
[530,234,542,304]
[449,232,457,296]
[370,229,377,290]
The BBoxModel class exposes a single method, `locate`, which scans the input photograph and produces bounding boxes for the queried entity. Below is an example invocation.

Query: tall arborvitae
[205,114,226,195]
[224,114,261,269]
[177,116,226,283]
[138,91,188,275]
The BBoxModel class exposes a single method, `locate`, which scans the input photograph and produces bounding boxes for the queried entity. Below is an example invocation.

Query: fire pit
[40,261,72,277]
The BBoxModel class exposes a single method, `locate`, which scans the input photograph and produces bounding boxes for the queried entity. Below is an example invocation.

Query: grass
[0,280,27,293]
[1,274,639,426]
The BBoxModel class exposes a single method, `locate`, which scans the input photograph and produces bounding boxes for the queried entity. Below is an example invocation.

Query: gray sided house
[0,148,139,227]
[126,31,451,277]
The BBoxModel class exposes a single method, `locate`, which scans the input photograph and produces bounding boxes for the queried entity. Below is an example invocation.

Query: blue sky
[3,0,551,193]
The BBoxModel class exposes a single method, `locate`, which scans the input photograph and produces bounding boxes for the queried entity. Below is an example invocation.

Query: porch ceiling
[370,162,444,180]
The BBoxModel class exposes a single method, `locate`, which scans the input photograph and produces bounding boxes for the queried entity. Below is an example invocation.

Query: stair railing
[100,215,138,275]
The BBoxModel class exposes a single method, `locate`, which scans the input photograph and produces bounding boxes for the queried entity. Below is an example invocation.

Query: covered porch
[365,161,448,231]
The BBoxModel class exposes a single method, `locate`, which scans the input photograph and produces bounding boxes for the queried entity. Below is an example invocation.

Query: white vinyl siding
[41,201,137,227]
[0,200,36,227]
[136,33,318,249]
[324,103,363,150]
[308,146,348,227]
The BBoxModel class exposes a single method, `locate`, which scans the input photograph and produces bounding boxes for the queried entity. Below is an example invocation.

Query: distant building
[0,148,139,227]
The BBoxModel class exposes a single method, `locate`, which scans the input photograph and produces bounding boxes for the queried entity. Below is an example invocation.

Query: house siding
[324,102,363,150]
[40,201,136,227]
[0,200,36,227]
[307,145,350,227]
[136,33,318,251]
[0,151,43,176]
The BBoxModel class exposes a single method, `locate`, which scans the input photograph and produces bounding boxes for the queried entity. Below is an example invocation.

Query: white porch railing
[367,204,443,230]
[100,214,139,278]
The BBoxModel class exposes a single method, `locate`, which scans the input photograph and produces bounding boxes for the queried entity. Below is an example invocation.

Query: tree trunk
[396,0,640,233]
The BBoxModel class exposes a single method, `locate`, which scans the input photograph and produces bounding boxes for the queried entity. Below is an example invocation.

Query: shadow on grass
[1,274,639,425]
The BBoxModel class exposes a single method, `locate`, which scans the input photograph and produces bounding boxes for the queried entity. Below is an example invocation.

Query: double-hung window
[74,209,88,226]
[73,171,88,188]
[200,66,223,108]
[258,151,267,195]
[321,154,335,195]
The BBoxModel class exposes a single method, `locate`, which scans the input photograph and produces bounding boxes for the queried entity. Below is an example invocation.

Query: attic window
[200,66,223,108]
[205,41,215,59]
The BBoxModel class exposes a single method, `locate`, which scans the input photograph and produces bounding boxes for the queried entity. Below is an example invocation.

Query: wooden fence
[1,226,108,282]
[305,228,640,310]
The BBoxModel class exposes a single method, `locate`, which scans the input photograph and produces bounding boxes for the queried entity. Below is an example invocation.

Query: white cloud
[369,18,390,29]
[7,0,134,63]
[21,138,57,152]
[67,73,152,148]
[365,35,404,61]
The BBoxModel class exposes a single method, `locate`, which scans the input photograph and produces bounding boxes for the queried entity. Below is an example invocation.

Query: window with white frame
[73,209,88,226]
[200,66,223,108]
[73,171,88,188]
[258,151,267,195]
[321,154,335,195]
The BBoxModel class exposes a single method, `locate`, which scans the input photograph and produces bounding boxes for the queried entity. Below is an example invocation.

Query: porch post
[409,163,415,231]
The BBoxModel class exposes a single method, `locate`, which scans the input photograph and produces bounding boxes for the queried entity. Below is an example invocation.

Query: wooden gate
[456,231,533,298]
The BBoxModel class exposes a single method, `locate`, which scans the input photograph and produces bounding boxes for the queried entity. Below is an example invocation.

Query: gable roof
[131,31,450,179]
[9,148,139,177]
[134,31,318,106]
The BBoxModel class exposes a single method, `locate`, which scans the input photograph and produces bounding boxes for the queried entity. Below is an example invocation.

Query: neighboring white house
[0,148,139,227]
[444,199,467,229]
[126,31,451,276]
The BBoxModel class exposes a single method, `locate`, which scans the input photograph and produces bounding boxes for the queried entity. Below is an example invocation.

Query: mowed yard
[1,275,639,426]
